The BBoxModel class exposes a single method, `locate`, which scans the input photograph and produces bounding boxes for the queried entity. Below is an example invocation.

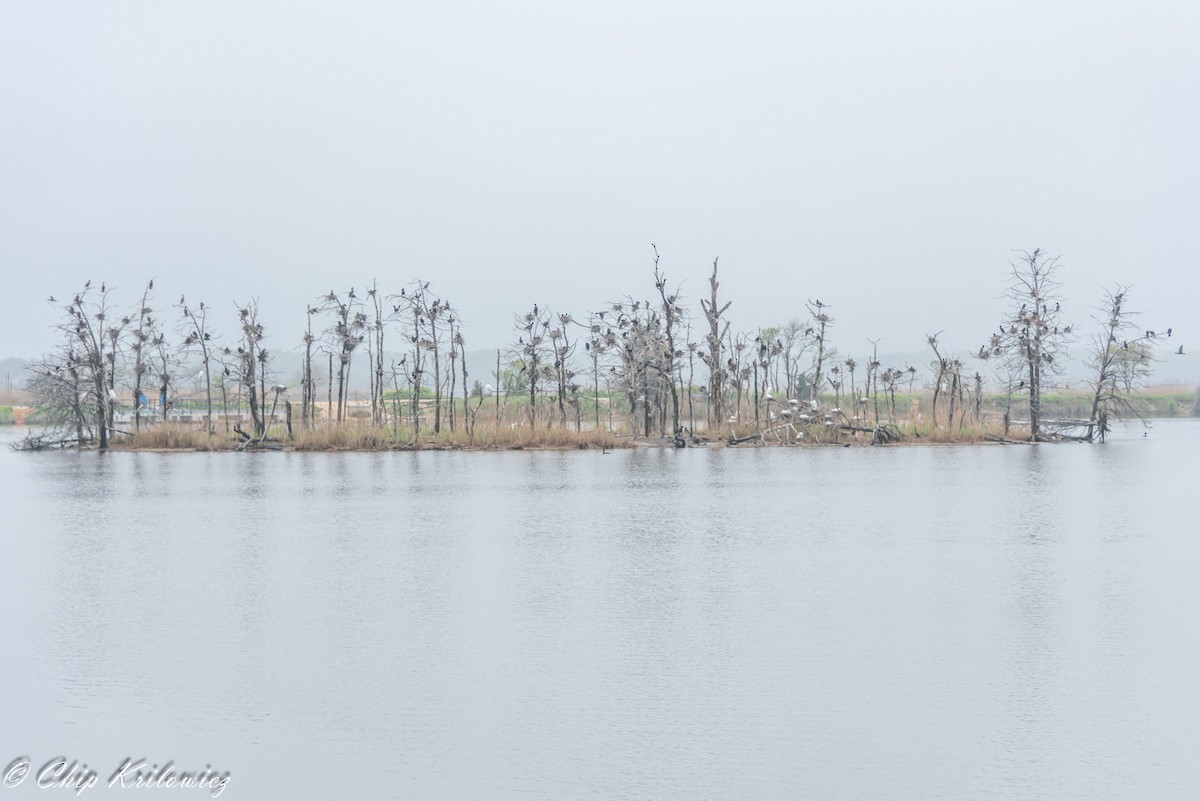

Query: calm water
[1,422,1197,800]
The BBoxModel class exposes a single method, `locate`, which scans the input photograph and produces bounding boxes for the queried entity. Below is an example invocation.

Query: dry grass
[293,421,631,450]
[110,420,632,451]
[897,418,1019,443]
[289,423,404,451]
[110,424,235,451]
[423,423,630,450]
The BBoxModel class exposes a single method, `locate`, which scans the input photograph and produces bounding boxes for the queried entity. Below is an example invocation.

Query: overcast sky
[2,1,1197,378]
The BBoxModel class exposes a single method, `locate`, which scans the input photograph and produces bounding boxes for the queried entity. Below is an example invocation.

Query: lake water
[1,421,1197,800]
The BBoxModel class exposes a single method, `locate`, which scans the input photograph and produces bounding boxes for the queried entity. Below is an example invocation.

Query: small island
[15,250,1194,453]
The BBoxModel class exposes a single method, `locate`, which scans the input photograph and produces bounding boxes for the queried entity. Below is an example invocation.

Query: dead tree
[458,327,469,437]
[806,299,833,404]
[685,335,698,434]
[368,282,386,427]
[23,353,89,448]
[978,249,1072,441]
[130,280,155,432]
[302,304,317,426]
[48,283,125,449]
[25,284,130,448]
[777,319,810,400]
[147,327,175,423]
[699,258,731,433]
[236,300,266,437]
[494,349,503,427]
[318,288,366,424]
[180,299,215,433]
[1084,286,1167,441]
[424,296,450,433]
[652,246,686,439]
[389,283,429,437]
[550,312,578,429]
[927,332,949,424]
[844,358,857,417]
[585,312,608,430]
[512,304,553,429]
[214,346,237,432]
[866,337,881,424]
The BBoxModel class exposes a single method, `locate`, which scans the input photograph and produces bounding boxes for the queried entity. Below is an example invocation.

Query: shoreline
[13,423,1183,452]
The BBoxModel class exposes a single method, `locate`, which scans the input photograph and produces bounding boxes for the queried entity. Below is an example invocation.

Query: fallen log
[985,433,1034,445]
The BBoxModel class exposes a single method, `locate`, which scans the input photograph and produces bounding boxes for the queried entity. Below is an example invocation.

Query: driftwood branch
[729,422,805,446]
[840,423,904,444]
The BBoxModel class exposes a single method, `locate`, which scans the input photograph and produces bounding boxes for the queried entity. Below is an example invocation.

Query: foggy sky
[2,1,1197,379]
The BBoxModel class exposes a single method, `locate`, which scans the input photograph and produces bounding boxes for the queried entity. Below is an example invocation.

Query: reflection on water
[1,421,1198,799]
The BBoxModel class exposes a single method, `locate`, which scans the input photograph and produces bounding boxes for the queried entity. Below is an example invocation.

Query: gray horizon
[2,1,1197,382]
